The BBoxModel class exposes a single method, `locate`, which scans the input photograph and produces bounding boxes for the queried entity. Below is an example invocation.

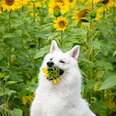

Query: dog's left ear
[50,40,59,53]
[68,45,80,59]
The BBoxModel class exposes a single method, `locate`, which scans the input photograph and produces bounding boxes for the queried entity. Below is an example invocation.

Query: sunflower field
[0,0,116,116]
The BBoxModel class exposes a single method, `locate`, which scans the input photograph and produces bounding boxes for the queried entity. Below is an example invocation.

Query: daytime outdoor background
[0,0,116,116]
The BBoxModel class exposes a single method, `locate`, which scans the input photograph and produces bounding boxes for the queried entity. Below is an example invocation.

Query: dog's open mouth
[47,67,64,80]
[42,66,64,84]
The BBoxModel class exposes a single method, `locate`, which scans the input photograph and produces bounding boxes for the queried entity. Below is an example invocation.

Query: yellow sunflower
[42,67,49,78]
[48,2,61,17]
[51,0,67,6]
[48,0,70,17]
[0,7,3,14]
[94,0,115,7]
[41,67,61,85]
[53,17,68,31]
[95,7,104,20]
[1,0,21,12]
[68,0,77,9]
[0,10,2,14]
[93,0,100,4]
[94,0,116,20]
[28,1,42,10]
[27,1,42,17]
[20,0,28,6]
[78,0,91,6]
[73,8,90,23]
[59,1,70,14]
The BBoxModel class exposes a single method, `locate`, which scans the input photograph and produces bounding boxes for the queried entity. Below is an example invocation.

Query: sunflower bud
[53,6,61,17]
[90,11,96,19]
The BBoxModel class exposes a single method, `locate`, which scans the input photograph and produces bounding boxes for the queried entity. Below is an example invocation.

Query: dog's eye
[59,60,65,63]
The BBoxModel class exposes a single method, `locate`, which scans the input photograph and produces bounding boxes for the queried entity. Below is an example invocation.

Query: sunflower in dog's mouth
[42,66,64,85]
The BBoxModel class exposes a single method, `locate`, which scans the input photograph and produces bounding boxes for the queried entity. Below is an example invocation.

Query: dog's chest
[36,89,79,116]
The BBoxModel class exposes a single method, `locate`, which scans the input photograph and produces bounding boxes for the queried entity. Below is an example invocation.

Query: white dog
[30,40,96,116]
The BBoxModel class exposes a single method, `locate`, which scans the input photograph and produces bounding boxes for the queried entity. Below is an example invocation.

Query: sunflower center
[101,0,109,4]
[59,21,66,28]
[54,6,60,11]
[69,0,74,3]
[56,0,64,3]
[55,0,65,5]
[5,0,15,6]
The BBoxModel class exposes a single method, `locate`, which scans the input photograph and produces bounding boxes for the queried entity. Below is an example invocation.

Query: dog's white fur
[30,40,96,116]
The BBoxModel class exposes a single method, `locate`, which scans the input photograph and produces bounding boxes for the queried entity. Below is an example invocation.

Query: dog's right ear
[67,45,80,60]
[50,40,59,53]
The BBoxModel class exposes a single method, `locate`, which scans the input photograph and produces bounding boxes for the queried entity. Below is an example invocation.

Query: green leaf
[34,46,49,59]
[92,100,107,116]
[5,81,18,86]
[99,75,116,90]
[0,88,16,97]
[10,108,23,116]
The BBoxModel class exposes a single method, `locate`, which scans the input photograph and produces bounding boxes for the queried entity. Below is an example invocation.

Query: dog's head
[42,40,80,76]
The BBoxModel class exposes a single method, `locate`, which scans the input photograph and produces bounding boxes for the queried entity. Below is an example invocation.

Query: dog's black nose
[47,61,54,67]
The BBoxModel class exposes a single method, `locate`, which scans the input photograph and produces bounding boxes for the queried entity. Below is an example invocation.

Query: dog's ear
[68,45,80,59]
[50,40,59,53]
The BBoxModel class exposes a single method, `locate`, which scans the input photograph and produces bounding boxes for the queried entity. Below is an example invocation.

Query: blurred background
[0,0,116,116]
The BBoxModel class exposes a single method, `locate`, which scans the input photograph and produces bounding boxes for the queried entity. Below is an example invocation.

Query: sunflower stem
[112,1,115,38]
[22,0,24,12]
[92,0,94,10]
[103,6,106,18]
[60,31,63,47]
[33,2,36,22]
[38,38,41,50]
[8,10,11,31]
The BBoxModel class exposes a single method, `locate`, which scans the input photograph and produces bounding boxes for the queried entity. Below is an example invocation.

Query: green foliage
[10,108,23,116]
[99,75,116,90]
[0,3,116,116]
